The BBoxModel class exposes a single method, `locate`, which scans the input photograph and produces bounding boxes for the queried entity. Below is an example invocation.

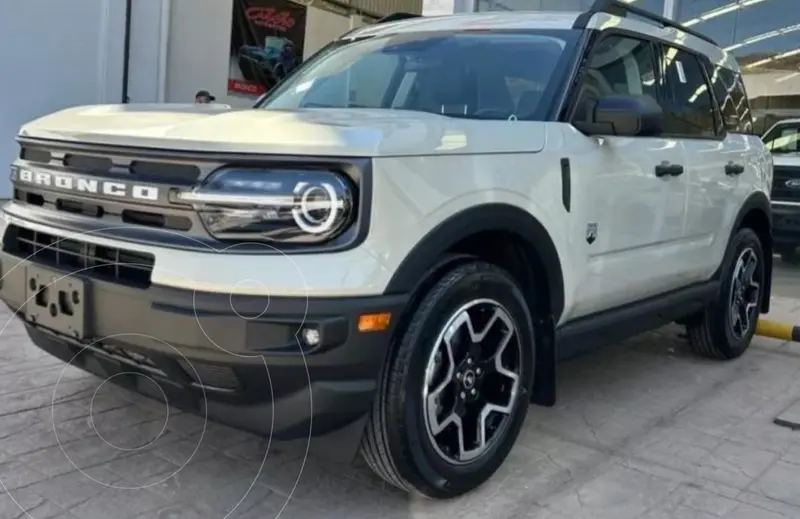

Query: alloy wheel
[422,299,522,465]
[728,247,760,340]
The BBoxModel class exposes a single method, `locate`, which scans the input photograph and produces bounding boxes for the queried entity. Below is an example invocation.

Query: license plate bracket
[25,265,87,340]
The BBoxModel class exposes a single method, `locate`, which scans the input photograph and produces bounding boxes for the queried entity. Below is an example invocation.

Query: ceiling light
[745,57,774,69]
[684,0,768,27]
[777,71,800,83]
[724,24,800,52]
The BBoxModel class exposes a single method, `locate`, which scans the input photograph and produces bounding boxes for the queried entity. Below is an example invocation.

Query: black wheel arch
[383,203,565,323]
[722,191,772,313]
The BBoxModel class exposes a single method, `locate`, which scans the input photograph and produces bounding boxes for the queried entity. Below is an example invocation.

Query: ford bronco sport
[2,0,772,499]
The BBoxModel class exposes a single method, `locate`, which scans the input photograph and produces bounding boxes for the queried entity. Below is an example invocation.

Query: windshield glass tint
[763,124,800,154]
[258,30,579,121]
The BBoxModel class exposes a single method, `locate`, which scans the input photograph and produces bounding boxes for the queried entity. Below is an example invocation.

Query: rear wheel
[360,261,535,498]
[686,228,764,359]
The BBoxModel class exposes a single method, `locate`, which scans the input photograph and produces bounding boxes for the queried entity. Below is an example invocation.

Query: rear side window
[660,46,718,138]
[705,64,753,134]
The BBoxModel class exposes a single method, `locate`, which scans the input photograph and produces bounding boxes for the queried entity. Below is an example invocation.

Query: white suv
[1,0,773,499]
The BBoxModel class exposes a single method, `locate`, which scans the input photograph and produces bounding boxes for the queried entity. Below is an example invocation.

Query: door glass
[661,46,717,138]
[572,35,657,122]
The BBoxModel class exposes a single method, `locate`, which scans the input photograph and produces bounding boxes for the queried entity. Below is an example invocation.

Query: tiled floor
[2,298,800,518]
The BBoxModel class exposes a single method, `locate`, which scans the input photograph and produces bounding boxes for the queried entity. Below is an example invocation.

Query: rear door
[658,44,733,283]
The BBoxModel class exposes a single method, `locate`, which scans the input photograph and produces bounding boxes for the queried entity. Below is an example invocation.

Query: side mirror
[573,94,663,137]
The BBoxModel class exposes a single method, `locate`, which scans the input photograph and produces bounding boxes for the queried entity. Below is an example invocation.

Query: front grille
[3,224,154,287]
[177,360,240,391]
[92,343,240,393]
[13,143,213,238]
[12,188,195,232]
[20,146,202,185]
[772,166,800,202]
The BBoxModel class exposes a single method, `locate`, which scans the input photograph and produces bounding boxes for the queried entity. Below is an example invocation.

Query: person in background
[195,90,215,104]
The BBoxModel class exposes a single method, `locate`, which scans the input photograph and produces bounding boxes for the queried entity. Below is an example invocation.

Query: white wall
[423,0,467,14]
[165,0,244,106]
[128,0,168,103]
[0,0,126,198]
[165,0,360,108]
[303,7,353,60]
[743,70,800,100]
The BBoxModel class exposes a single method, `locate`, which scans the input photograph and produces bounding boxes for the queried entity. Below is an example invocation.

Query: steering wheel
[472,107,514,120]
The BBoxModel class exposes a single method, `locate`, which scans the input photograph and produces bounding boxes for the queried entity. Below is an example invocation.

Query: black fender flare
[723,191,773,312]
[383,203,565,323]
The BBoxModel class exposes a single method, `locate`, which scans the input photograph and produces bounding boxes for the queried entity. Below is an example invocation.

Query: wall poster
[228,0,307,97]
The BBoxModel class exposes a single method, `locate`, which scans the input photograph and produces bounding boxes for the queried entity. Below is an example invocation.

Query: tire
[686,227,765,360]
[360,261,535,498]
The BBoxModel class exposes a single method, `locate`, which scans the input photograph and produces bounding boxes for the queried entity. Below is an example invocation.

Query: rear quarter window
[704,63,753,134]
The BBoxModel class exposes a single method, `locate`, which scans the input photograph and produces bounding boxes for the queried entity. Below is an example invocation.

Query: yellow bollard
[756,319,800,342]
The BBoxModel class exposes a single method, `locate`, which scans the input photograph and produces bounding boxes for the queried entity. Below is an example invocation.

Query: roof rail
[376,12,422,24]
[573,0,718,46]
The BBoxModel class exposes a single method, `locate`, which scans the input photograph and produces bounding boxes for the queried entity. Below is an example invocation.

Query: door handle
[725,162,745,176]
[655,161,684,177]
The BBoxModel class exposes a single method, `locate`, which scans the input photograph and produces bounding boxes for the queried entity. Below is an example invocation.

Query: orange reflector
[358,312,391,332]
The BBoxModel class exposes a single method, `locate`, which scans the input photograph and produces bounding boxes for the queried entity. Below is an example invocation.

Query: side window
[661,47,717,138]
[572,35,657,122]
[706,65,753,134]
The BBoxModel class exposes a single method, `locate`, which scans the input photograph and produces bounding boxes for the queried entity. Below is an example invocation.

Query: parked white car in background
[762,118,800,264]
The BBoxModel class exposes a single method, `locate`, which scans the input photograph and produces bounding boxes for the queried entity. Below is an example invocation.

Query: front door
[568,34,689,319]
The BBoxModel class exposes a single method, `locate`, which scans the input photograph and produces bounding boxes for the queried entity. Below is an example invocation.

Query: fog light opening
[301,326,321,348]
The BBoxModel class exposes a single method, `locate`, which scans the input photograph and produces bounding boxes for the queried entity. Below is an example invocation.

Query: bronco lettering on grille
[13,167,159,201]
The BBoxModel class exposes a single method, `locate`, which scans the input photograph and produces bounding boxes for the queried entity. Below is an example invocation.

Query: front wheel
[686,227,765,359]
[360,261,535,498]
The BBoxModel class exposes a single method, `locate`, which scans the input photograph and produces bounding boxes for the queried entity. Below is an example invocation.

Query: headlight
[176,168,355,243]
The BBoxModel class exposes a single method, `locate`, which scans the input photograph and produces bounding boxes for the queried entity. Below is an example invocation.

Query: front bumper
[0,250,407,451]
[772,202,800,249]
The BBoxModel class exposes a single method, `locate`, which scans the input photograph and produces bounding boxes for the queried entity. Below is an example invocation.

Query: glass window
[661,46,717,137]
[572,35,657,122]
[762,121,800,153]
[259,30,581,121]
[705,63,753,134]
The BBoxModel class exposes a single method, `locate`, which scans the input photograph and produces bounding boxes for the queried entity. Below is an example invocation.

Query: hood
[18,104,547,157]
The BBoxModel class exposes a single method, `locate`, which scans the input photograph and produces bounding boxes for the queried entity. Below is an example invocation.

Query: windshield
[256,30,580,121]
[763,123,800,154]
